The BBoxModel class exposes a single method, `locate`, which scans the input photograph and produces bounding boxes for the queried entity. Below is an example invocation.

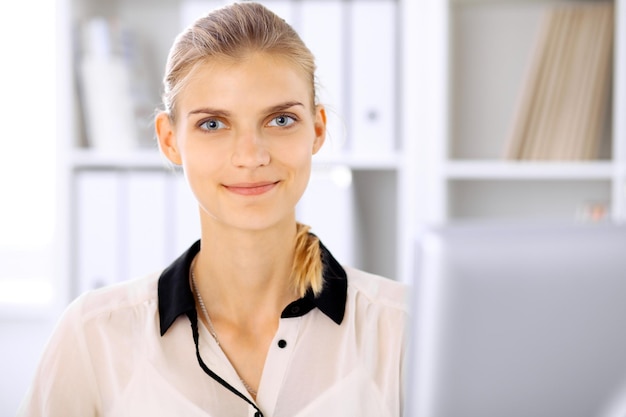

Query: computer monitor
[406,221,626,417]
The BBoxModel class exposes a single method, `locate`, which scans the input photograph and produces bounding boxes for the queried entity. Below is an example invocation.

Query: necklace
[190,269,258,397]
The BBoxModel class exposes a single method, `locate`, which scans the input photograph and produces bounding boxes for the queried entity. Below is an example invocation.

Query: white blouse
[18,240,409,417]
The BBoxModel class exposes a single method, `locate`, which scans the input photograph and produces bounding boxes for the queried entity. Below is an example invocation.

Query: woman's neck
[192,219,298,324]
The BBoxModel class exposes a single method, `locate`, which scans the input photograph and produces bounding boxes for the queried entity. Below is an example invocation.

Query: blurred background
[1,0,624,414]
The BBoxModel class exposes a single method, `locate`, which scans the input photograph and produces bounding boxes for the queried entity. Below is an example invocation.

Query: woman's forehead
[178,53,314,113]
[191,52,310,84]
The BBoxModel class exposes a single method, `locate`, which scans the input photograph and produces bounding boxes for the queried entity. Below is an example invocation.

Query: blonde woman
[19,3,408,416]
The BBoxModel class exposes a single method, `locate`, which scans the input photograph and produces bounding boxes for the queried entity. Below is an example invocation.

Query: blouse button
[290,305,300,314]
[278,339,287,349]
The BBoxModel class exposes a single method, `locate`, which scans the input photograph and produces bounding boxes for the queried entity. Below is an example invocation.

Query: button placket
[255,316,301,417]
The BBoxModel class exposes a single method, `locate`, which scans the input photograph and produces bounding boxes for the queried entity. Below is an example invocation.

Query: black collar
[158,238,348,336]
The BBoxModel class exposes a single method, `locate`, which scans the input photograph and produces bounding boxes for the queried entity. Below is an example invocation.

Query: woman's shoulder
[67,272,161,325]
[343,266,410,315]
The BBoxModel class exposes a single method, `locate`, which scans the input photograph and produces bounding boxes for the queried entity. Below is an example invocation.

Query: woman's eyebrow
[187,108,231,118]
[264,101,305,113]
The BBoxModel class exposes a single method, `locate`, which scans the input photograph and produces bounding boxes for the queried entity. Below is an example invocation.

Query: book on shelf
[75,17,155,153]
[504,2,614,161]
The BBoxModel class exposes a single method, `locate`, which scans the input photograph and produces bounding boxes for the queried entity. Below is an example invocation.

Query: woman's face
[157,52,326,232]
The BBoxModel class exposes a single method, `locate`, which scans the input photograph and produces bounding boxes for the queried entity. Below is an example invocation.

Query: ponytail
[291,222,324,297]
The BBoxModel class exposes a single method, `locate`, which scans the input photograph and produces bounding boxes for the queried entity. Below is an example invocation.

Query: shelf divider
[445,159,614,179]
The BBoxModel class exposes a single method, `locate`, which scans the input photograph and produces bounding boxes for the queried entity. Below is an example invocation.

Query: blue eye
[200,119,225,131]
[269,114,296,127]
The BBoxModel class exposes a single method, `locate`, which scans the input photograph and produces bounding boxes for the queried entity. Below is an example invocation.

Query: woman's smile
[224,181,280,196]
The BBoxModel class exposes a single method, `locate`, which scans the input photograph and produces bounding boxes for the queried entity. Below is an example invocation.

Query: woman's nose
[230,130,270,168]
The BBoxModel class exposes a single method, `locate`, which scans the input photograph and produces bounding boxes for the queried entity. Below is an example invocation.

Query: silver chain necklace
[190,269,258,397]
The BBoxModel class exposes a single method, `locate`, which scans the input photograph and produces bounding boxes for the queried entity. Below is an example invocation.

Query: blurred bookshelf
[60,0,406,295]
[58,0,626,292]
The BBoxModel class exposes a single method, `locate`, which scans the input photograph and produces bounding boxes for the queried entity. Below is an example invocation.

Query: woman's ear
[312,105,327,155]
[155,111,182,165]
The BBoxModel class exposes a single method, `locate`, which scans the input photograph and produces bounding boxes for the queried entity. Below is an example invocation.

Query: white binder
[180,1,296,29]
[349,0,397,156]
[299,0,347,157]
[297,166,356,267]
[179,1,224,27]
[170,174,201,258]
[126,171,168,279]
[75,171,122,294]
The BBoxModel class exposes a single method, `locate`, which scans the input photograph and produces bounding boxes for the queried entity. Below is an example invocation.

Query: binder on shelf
[77,17,139,153]
[505,2,614,161]
[296,166,356,267]
[170,174,201,258]
[180,1,296,29]
[298,0,347,157]
[349,0,397,156]
[75,171,123,295]
[180,1,223,28]
[126,172,169,280]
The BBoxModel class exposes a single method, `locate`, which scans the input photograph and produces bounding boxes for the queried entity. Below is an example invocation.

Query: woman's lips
[224,181,279,196]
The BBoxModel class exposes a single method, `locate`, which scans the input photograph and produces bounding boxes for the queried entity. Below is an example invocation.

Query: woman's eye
[199,119,225,131]
[268,114,296,127]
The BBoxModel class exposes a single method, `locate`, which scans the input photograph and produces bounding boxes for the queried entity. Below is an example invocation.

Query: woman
[19,3,408,416]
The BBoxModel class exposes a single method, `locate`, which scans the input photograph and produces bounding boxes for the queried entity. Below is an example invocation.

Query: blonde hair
[162,2,316,121]
[162,2,324,297]
[293,223,323,297]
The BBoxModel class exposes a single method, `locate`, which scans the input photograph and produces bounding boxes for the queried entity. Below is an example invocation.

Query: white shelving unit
[59,0,626,294]
[444,160,615,180]
[405,0,626,221]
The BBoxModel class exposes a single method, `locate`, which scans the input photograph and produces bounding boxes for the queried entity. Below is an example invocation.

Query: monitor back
[407,221,626,417]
